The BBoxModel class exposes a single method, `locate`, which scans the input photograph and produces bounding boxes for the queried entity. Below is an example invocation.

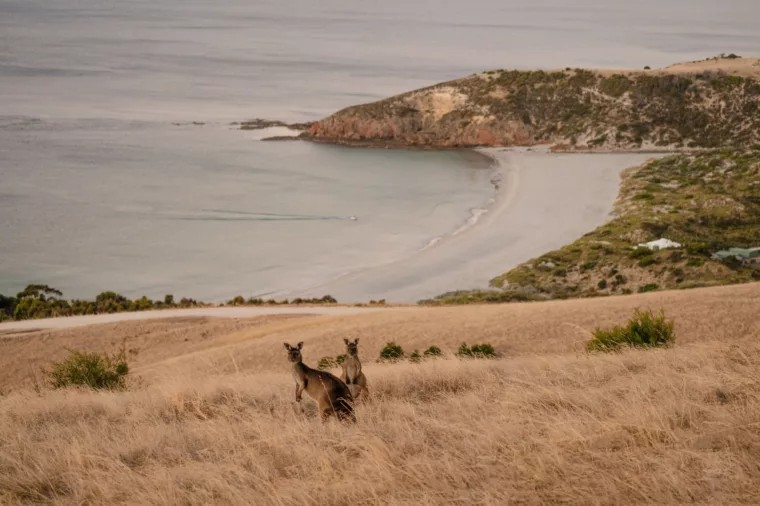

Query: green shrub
[587,309,675,352]
[46,348,129,390]
[638,283,660,293]
[638,257,657,267]
[380,342,404,361]
[409,350,422,363]
[423,346,442,357]
[317,356,337,370]
[686,257,705,267]
[629,248,653,259]
[457,343,497,358]
[597,279,607,289]
[686,243,711,256]
[318,354,346,370]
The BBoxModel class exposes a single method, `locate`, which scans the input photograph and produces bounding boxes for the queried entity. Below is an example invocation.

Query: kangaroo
[284,342,355,422]
[341,338,368,400]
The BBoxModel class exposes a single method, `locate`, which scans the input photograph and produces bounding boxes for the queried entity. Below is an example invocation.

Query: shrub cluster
[1,284,203,321]
[227,295,337,306]
[456,343,498,358]
[587,309,675,352]
[418,290,544,305]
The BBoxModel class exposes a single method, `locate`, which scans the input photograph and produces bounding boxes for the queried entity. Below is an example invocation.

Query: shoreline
[275,147,512,300]
[286,149,659,303]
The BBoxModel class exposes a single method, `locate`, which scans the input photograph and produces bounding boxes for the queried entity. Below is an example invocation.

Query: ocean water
[1,0,759,302]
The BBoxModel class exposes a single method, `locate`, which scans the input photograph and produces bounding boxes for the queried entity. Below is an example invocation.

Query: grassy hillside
[1,284,760,504]
[481,150,760,300]
[305,57,760,150]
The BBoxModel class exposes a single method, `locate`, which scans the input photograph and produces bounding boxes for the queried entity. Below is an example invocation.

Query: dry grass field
[2,283,760,504]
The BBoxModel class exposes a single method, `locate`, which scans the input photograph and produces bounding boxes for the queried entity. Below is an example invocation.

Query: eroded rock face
[302,59,760,150]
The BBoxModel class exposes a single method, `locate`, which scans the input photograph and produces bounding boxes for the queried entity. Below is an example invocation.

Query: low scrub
[317,354,346,370]
[418,290,545,306]
[46,347,129,391]
[456,343,498,358]
[587,309,675,352]
[379,342,405,361]
[423,346,442,357]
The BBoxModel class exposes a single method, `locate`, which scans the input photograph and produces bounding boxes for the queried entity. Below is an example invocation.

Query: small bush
[409,350,422,363]
[457,343,497,358]
[423,346,442,357]
[686,243,711,256]
[587,309,675,352]
[630,248,653,259]
[638,283,659,293]
[597,279,607,289]
[317,356,337,370]
[379,342,404,361]
[318,354,346,370]
[46,348,129,390]
[638,257,657,267]
[687,257,705,267]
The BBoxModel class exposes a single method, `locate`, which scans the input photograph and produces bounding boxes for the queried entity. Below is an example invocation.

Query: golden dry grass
[2,283,760,504]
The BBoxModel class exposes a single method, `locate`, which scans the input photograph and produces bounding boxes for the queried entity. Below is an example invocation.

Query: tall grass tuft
[587,308,675,352]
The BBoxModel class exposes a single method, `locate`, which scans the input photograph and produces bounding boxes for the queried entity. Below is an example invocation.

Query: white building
[636,238,682,251]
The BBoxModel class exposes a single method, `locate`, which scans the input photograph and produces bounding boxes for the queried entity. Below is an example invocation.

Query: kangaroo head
[344,338,360,356]
[283,342,304,362]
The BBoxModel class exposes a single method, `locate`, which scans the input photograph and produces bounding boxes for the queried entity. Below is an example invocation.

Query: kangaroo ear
[283,343,291,350]
[344,338,350,345]
[354,338,359,345]
[297,342,304,350]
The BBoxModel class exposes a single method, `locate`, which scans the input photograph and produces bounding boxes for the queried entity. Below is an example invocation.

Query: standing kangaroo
[341,338,369,400]
[284,342,355,422]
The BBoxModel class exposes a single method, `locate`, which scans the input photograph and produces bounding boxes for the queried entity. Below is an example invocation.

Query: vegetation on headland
[305,56,760,150]
[0,285,340,322]
[470,150,760,301]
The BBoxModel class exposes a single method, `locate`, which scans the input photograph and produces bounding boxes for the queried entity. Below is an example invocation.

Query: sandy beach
[290,149,660,302]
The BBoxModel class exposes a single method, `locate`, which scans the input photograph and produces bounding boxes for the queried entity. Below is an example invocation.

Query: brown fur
[284,342,355,422]
[341,338,369,400]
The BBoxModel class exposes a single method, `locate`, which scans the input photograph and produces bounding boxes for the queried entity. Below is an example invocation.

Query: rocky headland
[301,57,760,151]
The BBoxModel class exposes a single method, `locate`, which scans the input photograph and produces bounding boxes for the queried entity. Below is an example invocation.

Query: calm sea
[1,0,758,301]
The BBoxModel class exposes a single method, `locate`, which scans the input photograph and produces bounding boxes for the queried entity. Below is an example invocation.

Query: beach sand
[290,149,661,303]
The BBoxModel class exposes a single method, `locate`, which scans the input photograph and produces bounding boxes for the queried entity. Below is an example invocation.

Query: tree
[16,284,63,301]
[0,294,18,319]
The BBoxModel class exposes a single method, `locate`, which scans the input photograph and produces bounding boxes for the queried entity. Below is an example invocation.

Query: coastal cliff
[303,57,760,151]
